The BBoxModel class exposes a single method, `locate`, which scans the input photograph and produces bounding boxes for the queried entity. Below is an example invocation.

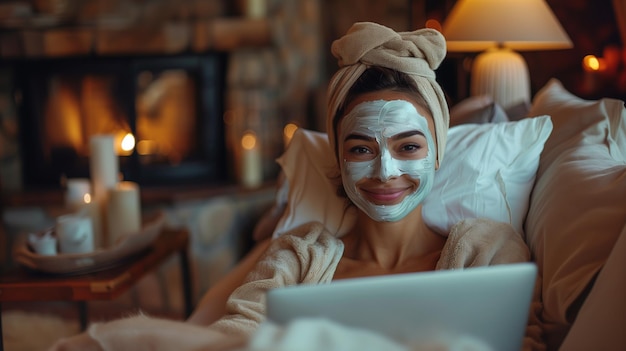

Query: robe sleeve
[208,222,343,338]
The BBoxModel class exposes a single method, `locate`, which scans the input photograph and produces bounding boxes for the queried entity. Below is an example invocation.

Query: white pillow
[524,79,626,348]
[422,116,553,235]
[273,115,553,238]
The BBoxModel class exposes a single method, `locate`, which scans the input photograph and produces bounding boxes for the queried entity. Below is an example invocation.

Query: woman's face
[338,90,437,222]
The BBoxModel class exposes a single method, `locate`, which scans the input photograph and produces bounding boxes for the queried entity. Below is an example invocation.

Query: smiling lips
[360,187,411,204]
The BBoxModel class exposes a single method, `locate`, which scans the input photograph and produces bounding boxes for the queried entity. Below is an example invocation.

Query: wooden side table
[0,227,193,351]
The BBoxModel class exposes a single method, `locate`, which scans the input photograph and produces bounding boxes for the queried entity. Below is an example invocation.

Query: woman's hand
[47,332,103,351]
[436,218,530,269]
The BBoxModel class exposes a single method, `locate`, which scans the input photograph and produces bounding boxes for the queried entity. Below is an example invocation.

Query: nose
[374,149,398,182]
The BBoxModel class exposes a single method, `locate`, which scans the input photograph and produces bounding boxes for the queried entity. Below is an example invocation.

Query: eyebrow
[344,133,373,142]
[390,130,424,140]
[344,130,424,142]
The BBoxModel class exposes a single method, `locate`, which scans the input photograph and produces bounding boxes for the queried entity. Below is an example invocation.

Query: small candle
[77,193,104,249]
[65,178,91,210]
[582,55,605,93]
[241,131,262,188]
[283,123,298,149]
[106,181,142,246]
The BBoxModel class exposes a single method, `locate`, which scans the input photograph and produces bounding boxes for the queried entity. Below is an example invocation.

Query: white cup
[28,229,58,256]
[56,213,95,254]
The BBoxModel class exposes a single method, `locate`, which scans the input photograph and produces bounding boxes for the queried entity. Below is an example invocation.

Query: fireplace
[13,53,228,189]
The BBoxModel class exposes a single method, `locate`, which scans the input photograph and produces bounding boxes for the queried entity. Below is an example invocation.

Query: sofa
[246,78,625,350]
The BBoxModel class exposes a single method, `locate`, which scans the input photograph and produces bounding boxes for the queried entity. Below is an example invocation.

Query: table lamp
[442,0,572,109]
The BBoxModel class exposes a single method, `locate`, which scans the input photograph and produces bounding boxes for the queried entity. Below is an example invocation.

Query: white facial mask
[339,99,436,222]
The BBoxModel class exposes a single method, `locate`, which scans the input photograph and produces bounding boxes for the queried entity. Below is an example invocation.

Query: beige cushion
[524,79,626,348]
[449,95,509,126]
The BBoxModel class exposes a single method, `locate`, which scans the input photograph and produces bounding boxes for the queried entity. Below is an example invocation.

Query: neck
[342,204,445,270]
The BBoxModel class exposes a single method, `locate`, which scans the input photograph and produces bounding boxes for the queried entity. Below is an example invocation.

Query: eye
[390,135,428,159]
[343,139,377,161]
[400,143,422,153]
[349,146,373,155]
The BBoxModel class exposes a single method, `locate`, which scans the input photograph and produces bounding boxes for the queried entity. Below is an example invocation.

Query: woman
[50,22,540,351]
[187,21,534,329]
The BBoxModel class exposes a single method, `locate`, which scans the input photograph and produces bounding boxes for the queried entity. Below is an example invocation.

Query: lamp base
[471,48,530,109]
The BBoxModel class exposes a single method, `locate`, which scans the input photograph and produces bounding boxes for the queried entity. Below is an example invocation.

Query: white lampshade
[442,0,573,108]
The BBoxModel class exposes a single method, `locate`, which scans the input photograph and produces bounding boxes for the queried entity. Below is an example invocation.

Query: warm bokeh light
[121,133,135,152]
[425,19,442,32]
[242,132,257,150]
[83,193,91,204]
[283,122,298,148]
[115,132,135,156]
[283,123,298,139]
[583,55,600,71]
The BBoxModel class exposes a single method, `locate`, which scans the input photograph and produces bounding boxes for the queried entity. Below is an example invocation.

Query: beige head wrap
[327,22,450,165]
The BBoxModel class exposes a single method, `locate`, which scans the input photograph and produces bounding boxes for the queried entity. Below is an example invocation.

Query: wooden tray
[13,212,166,275]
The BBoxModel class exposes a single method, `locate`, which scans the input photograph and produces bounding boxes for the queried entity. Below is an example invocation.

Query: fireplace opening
[14,53,228,189]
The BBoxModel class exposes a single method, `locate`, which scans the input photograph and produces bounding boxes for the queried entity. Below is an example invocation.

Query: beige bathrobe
[76,218,542,351]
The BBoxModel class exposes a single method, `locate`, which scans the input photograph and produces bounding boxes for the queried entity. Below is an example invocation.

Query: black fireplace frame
[11,52,228,189]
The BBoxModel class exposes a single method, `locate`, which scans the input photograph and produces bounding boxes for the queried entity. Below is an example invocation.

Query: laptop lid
[266,262,537,351]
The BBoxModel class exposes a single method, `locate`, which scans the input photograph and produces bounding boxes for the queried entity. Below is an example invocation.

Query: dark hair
[330,66,432,199]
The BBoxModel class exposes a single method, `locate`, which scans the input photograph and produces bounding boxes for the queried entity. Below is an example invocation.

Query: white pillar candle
[56,213,94,254]
[89,134,119,247]
[106,181,141,246]
[241,131,262,188]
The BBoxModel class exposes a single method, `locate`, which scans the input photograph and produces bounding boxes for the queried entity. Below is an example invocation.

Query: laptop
[266,262,537,351]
